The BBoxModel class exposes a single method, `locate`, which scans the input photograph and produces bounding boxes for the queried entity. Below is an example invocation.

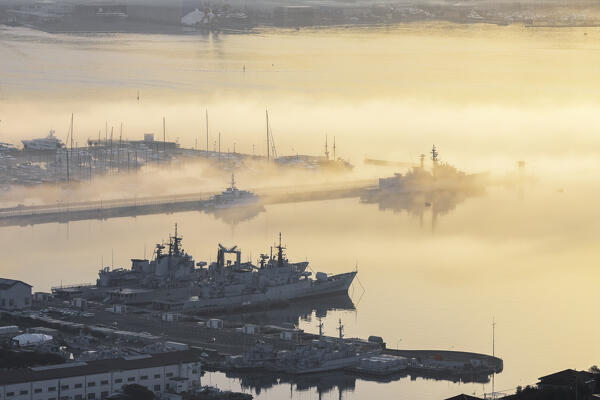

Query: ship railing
[51,283,94,291]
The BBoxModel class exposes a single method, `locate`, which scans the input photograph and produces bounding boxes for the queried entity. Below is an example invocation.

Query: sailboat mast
[492,318,496,399]
[70,114,74,150]
[206,109,209,154]
[119,123,123,172]
[66,116,72,183]
[266,109,270,161]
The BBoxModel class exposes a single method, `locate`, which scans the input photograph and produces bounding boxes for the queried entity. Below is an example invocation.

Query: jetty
[0,179,375,227]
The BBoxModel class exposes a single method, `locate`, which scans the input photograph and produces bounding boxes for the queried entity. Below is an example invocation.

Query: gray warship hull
[183,271,356,313]
[71,227,359,316]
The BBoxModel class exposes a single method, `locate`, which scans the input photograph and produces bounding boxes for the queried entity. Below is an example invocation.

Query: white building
[0,350,202,400]
[242,324,260,335]
[0,278,32,310]
[207,319,223,329]
[12,333,53,347]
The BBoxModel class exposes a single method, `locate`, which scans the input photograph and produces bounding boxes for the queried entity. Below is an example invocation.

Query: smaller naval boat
[207,174,258,208]
[226,319,380,374]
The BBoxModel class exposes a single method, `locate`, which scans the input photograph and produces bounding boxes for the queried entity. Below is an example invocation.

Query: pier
[1,300,503,384]
[0,179,375,227]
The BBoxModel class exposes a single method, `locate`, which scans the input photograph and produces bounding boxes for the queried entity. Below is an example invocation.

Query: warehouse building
[0,350,202,400]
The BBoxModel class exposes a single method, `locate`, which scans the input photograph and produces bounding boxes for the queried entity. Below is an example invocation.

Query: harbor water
[1,182,599,399]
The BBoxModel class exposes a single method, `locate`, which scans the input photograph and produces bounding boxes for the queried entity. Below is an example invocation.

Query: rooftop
[444,395,483,400]
[0,350,202,386]
[538,369,597,386]
[0,278,32,290]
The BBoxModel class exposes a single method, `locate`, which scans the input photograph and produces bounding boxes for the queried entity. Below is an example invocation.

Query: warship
[90,226,357,313]
[226,319,380,374]
[366,145,484,195]
[206,174,258,209]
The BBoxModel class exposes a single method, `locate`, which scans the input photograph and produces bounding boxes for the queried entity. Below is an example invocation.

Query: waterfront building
[0,278,32,310]
[0,350,202,400]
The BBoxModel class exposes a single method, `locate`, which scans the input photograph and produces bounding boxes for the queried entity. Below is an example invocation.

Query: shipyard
[1,4,599,400]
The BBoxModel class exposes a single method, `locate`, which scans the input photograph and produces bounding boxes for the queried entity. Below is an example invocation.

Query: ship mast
[333,136,336,160]
[317,317,324,340]
[431,145,439,164]
[325,135,329,160]
[276,232,286,267]
[337,319,344,344]
[169,223,183,257]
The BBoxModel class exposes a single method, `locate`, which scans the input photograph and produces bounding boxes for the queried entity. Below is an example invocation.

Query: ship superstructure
[207,174,258,208]
[97,224,198,290]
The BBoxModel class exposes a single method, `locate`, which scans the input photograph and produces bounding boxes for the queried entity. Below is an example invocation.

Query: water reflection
[220,367,495,398]
[360,187,486,231]
[204,204,266,227]
[223,370,356,397]
[216,293,355,327]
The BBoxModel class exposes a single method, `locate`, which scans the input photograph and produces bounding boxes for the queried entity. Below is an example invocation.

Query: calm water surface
[2,182,599,399]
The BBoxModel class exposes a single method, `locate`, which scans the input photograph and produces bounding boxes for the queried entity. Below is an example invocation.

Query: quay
[1,294,503,384]
[0,179,375,227]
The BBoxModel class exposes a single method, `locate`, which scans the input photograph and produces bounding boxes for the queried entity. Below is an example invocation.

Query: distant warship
[90,226,356,313]
[363,145,486,199]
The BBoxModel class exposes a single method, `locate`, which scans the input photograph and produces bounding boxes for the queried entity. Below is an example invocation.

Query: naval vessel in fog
[56,226,356,313]
[362,145,486,198]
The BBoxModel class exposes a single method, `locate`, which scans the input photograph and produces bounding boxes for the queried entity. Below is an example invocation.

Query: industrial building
[0,279,32,310]
[0,350,202,400]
